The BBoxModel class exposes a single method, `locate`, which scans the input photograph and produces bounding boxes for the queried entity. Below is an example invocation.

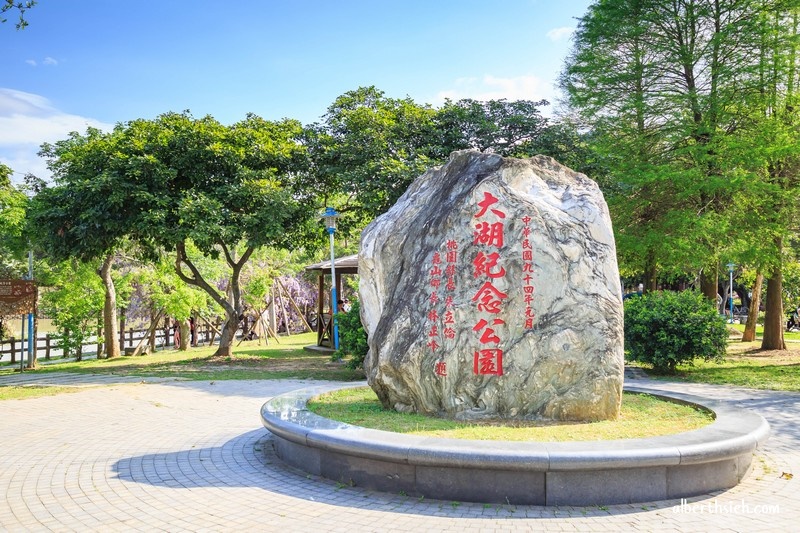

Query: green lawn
[0,385,82,401]
[4,327,800,402]
[664,340,800,391]
[728,322,800,342]
[0,332,365,382]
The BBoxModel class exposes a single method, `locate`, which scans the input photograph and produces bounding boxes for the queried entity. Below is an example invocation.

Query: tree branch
[175,241,233,315]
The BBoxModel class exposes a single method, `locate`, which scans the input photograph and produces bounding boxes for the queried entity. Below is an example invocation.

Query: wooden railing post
[45,334,51,360]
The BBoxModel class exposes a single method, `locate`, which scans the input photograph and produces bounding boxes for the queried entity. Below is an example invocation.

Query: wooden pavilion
[304,254,359,349]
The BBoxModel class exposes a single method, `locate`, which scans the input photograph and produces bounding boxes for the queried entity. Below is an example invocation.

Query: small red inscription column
[521,215,535,329]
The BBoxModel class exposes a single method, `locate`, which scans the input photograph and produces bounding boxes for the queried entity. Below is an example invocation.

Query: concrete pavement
[0,372,796,532]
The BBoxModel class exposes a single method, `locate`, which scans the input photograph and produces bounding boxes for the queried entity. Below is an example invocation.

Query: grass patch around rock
[307,386,714,441]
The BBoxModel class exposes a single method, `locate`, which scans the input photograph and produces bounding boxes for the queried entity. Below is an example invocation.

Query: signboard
[0,279,36,314]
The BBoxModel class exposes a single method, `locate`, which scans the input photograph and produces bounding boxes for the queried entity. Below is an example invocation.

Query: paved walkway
[0,372,796,532]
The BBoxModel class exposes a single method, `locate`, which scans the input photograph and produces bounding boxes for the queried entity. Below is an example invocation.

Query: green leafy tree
[730,3,800,350]
[112,112,314,357]
[433,98,549,157]
[306,87,579,241]
[135,254,210,350]
[561,0,800,354]
[303,86,437,228]
[0,163,28,278]
[40,260,105,361]
[29,128,130,358]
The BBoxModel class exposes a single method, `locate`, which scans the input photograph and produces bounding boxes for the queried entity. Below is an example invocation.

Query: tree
[30,128,131,358]
[134,254,211,351]
[433,98,549,157]
[0,164,29,346]
[710,1,800,349]
[113,112,314,357]
[303,86,437,226]
[306,87,574,238]
[1,0,35,29]
[40,260,105,361]
[561,0,791,306]
[0,163,28,277]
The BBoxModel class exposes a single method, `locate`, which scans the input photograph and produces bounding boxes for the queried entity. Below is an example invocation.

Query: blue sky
[1,0,592,182]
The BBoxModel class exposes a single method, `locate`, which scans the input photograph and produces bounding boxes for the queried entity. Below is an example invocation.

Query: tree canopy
[0,163,28,277]
[114,112,312,356]
[561,0,800,348]
[28,112,315,357]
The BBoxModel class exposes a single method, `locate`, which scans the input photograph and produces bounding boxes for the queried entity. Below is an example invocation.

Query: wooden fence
[0,321,220,364]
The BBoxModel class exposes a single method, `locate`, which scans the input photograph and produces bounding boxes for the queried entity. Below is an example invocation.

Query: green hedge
[624,290,727,373]
[333,299,368,369]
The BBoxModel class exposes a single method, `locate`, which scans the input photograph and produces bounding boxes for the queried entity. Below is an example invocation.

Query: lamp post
[727,262,735,324]
[323,207,340,350]
[27,249,34,369]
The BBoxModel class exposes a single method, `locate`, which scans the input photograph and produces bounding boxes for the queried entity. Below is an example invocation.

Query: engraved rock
[358,150,624,421]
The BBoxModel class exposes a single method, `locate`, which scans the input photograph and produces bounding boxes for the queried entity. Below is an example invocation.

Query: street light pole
[27,249,34,368]
[727,262,735,324]
[323,207,340,350]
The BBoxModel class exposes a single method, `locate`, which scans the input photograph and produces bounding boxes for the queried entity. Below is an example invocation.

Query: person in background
[189,317,197,347]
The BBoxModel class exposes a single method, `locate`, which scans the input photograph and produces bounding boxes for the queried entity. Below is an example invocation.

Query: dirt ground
[726,338,800,364]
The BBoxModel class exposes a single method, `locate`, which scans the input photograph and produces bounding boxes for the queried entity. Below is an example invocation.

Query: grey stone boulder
[358,150,624,421]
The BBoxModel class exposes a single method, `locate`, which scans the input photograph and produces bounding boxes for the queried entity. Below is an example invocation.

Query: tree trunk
[700,267,718,302]
[178,318,190,351]
[214,314,238,357]
[99,253,120,358]
[742,271,764,342]
[762,261,786,350]
[174,240,254,358]
[643,248,657,292]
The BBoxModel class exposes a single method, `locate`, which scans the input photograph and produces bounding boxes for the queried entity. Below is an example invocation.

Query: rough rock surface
[359,151,624,421]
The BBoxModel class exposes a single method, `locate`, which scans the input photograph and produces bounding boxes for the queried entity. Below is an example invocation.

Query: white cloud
[0,88,114,182]
[24,57,59,68]
[435,74,552,105]
[546,26,574,42]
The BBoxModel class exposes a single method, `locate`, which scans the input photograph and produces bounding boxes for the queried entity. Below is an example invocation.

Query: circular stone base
[260,383,769,506]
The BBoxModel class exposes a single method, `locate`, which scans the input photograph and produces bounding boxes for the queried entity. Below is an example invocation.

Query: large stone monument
[358,151,624,421]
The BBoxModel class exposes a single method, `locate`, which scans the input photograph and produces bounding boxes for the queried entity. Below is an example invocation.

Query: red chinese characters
[427,251,443,353]
[474,348,503,376]
[521,215,535,329]
[431,241,459,377]
[471,191,506,376]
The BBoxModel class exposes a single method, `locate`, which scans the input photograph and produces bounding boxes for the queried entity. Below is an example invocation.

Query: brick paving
[0,372,796,532]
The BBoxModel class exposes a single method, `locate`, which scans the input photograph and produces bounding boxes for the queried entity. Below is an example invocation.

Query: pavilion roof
[305,254,359,274]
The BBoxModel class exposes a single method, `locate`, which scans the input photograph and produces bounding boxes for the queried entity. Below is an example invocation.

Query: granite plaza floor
[0,372,797,532]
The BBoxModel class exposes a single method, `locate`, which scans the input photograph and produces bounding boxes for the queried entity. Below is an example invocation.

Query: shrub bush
[624,290,727,373]
[334,299,368,369]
